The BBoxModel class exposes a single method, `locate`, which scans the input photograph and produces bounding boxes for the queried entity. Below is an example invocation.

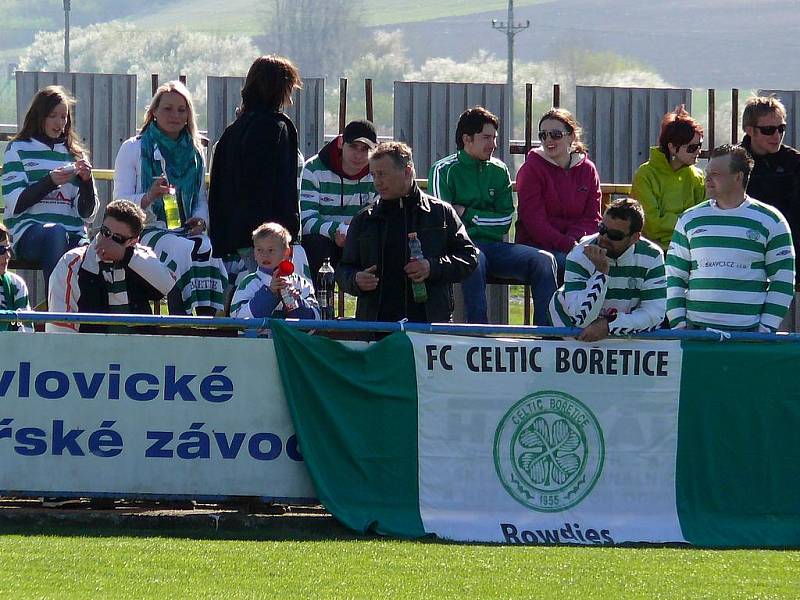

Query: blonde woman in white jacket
[114,81,227,315]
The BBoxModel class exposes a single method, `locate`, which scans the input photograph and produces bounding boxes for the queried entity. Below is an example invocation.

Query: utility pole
[63,0,71,72]
[492,0,529,138]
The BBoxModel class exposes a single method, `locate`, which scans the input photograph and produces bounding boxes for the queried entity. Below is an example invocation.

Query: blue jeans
[15,223,86,285]
[551,250,569,284]
[461,241,557,325]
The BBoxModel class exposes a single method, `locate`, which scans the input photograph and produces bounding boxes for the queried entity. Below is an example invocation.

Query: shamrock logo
[494,391,604,512]
[517,417,582,489]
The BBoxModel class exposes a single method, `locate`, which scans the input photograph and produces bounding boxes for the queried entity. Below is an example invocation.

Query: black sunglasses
[99,225,136,245]
[0,245,10,256]
[752,124,786,136]
[684,142,703,153]
[538,129,569,141]
[598,222,630,242]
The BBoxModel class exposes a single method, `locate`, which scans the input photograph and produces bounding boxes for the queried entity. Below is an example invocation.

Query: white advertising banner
[0,332,315,499]
[410,333,687,544]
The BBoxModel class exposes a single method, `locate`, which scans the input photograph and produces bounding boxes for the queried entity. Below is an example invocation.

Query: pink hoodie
[515,149,601,253]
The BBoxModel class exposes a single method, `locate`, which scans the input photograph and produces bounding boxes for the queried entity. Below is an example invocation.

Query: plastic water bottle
[316,258,336,320]
[276,260,298,312]
[407,232,428,304]
[162,186,182,230]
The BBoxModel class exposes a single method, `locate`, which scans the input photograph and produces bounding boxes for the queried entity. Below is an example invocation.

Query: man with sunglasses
[0,222,32,332]
[429,106,557,324]
[47,199,176,333]
[666,145,795,332]
[741,96,800,287]
[549,198,666,341]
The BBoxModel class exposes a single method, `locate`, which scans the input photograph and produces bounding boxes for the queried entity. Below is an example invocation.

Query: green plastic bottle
[408,232,428,304]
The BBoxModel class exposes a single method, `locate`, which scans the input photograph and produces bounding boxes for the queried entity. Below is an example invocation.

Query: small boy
[0,223,32,332]
[230,223,320,319]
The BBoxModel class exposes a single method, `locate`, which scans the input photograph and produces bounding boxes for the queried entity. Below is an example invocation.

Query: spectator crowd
[1,55,798,339]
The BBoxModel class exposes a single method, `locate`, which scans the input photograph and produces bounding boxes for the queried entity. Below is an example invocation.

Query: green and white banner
[413,334,684,544]
[272,321,800,548]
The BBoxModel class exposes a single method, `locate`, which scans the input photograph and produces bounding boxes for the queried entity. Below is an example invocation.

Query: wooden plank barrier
[575,86,693,184]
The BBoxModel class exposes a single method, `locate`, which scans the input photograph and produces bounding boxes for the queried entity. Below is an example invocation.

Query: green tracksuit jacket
[428,149,513,243]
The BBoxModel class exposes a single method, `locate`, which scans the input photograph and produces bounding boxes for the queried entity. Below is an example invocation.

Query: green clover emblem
[494,391,604,512]
[518,417,582,488]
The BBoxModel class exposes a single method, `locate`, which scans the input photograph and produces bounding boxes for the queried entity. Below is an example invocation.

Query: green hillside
[122,0,546,33]
[1,0,548,65]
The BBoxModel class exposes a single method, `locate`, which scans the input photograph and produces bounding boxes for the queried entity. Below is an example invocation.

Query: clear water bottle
[407,232,428,304]
[276,260,298,312]
[316,258,336,320]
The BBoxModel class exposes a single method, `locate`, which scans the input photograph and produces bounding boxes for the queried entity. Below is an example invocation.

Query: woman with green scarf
[114,81,227,315]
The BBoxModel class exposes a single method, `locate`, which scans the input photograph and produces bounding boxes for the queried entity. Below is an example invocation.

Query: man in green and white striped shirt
[300,119,379,279]
[549,198,666,341]
[666,144,795,332]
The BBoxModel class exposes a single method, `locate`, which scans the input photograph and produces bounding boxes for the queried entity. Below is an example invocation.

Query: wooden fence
[393,82,509,177]
[575,86,693,183]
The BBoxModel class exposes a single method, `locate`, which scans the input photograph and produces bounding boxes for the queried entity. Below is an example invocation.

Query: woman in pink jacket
[515,108,601,278]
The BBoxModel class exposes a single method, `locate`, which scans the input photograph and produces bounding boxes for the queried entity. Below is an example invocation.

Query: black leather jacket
[336,183,477,322]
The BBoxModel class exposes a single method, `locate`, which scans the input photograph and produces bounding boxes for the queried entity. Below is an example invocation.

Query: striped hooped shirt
[2,139,95,248]
[1,271,32,332]
[300,154,377,240]
[666,196,796,332]
[230,268,319,320]
[549,234,667,334]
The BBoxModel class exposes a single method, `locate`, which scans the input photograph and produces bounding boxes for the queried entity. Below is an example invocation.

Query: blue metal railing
[3,310,800,343]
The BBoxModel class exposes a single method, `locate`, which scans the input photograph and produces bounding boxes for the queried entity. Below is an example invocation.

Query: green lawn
[0,520,797,599]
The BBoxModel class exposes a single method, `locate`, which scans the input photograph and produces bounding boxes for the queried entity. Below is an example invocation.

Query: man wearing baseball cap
[300,119,379,279]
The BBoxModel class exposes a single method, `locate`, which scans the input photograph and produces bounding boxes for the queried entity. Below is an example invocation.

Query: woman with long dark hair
[1,85,97,284]
[631,105,705,251]
[209,54,305,285]
[114,81,227,315]
[515,108,602,277]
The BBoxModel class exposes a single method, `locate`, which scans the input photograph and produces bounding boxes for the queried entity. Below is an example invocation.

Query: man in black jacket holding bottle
[336,141,477,323]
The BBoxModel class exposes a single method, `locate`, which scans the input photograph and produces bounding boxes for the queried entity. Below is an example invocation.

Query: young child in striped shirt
[230,222,319,320]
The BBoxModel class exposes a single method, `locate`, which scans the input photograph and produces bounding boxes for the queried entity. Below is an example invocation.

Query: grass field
[0,518,798,599]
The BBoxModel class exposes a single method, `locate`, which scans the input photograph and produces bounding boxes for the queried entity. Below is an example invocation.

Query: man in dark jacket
[336,141,478,323]
[741,96,800,280]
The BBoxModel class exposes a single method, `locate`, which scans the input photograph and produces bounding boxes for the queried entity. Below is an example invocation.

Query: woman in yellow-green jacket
[631,106,705,251]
